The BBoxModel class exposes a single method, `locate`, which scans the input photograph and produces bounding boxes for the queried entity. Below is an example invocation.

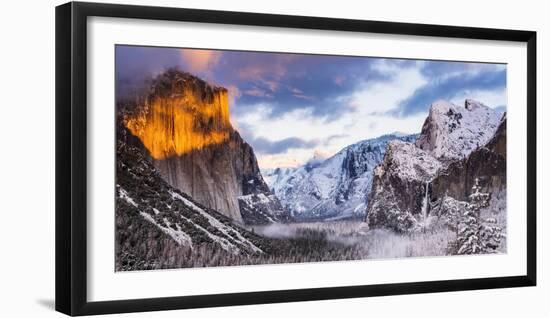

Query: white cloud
[450,88,507,109]
[239,106,427,169]
[347,64,427,114]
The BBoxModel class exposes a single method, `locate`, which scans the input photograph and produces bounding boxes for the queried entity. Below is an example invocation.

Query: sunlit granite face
[124,70,232,160]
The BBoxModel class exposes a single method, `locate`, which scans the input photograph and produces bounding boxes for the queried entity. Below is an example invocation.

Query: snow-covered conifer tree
[453,178,503,255]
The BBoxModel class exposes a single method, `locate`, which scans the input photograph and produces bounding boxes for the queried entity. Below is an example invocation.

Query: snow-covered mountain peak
[263,133,417,220]
[415,99,501,160]
[429,99,456,114]
[376,140,441,182]
[465,98,485,111]
[367,99,506,232]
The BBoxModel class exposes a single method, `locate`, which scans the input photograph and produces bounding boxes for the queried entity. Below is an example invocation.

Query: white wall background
[0,0,546,317]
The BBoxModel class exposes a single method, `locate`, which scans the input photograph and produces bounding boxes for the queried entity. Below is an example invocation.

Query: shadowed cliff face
[431,115,506,202]
[366,140,442,232]
[124,70,232,159]
[121,69,288,224]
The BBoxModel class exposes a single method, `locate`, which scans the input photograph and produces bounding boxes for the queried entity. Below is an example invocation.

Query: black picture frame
[55,1,537,316]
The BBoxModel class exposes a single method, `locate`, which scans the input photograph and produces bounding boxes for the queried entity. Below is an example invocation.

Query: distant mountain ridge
[263,133,418,220]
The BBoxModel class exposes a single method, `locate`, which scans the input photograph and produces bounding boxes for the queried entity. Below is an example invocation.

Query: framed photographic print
[55,1,536,316]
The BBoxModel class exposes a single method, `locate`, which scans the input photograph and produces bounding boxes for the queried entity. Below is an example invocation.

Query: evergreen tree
[453,178,503,255]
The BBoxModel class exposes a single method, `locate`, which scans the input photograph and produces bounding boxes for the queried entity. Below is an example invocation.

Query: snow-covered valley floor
[252,213,505,262]
[252,221,454,261]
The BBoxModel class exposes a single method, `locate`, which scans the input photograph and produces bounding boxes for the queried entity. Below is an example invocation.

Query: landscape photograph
[115,45,507,271]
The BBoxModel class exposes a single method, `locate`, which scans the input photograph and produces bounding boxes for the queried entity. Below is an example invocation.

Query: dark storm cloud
[115,46,184,98]
[391,65,506,116]
[219,52,389,119]
[419,60,503,78]
[249,136,321,154]
[235,122,319,154]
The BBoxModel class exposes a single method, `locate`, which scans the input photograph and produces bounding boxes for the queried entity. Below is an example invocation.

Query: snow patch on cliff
[375,140,442,182]
[416,99,501,160]
[171,191,263,253]
[140,212,194,247]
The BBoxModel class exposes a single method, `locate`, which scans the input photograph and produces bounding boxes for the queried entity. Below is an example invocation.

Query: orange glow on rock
[124,81,232,159]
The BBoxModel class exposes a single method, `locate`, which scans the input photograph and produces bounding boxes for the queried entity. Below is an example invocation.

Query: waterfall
[421,181,430,221]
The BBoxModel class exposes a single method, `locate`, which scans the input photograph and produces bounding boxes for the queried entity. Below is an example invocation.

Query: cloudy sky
[116,45,506,169]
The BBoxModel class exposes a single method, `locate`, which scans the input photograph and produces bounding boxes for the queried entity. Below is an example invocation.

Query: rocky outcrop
[238,193,291,224]
[124,69,232,160]
[431,115,506,201]
[366,140,441,232]
[150,131,251,222]
[366,99,505,232]
[415,99,501,161]
[121,69,288,224]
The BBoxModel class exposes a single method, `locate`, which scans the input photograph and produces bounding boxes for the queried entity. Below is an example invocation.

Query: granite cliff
[366,100,506,232]
[121,69,288,224]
